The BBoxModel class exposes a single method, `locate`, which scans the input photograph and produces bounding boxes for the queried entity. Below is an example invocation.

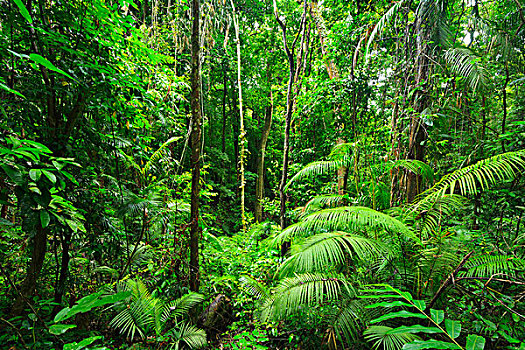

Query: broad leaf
[466,335,485,350]
[430,309,444,324]
[29,169,42,181]
[40,210,50,228]
[445,319,461,339]
[387,325,442,334]
[49,324,76,335]
[403,340,461,349]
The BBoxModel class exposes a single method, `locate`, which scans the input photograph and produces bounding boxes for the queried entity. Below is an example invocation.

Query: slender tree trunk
[274,0,307,256]
[53,232,71,314]
[502,62,509,152]
[221,61,228,154]
[230,0,247,232]
[406,15,430,203]
[189,0,202,293]
[12,224,48,315]
[255,67,273,223]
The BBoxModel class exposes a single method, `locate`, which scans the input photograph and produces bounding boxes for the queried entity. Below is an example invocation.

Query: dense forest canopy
[0,0,524,349]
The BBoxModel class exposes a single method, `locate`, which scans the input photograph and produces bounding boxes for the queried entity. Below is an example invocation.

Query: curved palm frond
[143,136,181,176]
[411,150,525,212]
[239,275,270,299]
[278,232,390,277]
[364,326,421,350]
[460,255,525,278]
[285,158,350,191]
[408,194,469,234]
[167,292,205,320]
[303,194,347,211]
[260,273,355,322]
[275,206,418,244]
[443,47,487,91]
[389,160,434,184]
[332,299,366,341]
[166,322,207,349]
[365,0,406,63]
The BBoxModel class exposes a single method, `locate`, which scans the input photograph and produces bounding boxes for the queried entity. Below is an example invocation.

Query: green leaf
[0,82,26,98]
[40,210,50,228]
[445,319,461,339]
[370,310,427,324]
[29,54,77,82]
[11,0,32,23]
[49,324,76,335]
[466,335,485,350]
[403,340,461,349]
[63,336,103,350]
[430,309,445,324]
[387,325,442,334]
[413,299,426,310]
[54,307,71,323]
[29,169,42,181]
[365,301,413,309]
[41,169,56,184]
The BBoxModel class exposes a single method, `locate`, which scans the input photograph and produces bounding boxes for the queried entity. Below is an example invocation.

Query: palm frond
[275,206,417,244]
[278,232,389,277]
[167,292,205,320]
[167,322,207,349]
[143,136,181,176]
[460,255,525,278]
[389,160,434,184]
[411,150,525,212]
[285,158,349,191]
[260,273,355,322]
[364,326,421,350]
[332,300,366,341]
[408,194,469,235]
[443,47,487,91]
[239,275,270,299]
[304,194,347,212]
[365,1,406,63]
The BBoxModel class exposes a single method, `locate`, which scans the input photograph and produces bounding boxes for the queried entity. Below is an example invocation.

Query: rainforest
[0,0,524,349]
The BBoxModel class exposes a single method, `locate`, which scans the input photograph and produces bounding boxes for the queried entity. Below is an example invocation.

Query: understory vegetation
[0,0,524,349]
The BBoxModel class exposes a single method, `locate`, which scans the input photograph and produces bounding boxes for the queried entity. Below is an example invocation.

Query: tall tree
[189,0,202,292]
[274,0,308,241]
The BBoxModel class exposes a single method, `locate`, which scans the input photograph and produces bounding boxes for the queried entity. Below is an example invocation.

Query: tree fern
[278,232,389,277]
[275,206,418,244]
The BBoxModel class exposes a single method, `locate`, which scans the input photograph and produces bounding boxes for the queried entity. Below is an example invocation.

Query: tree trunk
[406,15,430,203]
[255,67,273,223]
[53,232,71,314]
[221,60,228,154]
[12,224,48,315]
[189,0,202,293]
[230,0,247,232]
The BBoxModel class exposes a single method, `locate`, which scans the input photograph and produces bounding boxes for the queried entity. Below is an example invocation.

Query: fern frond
[275,206,417,244]
[278,232,389,277]
[331,298,366,341]
[408,194,469,235]
[411,150,525,212]
[260,273,355,322]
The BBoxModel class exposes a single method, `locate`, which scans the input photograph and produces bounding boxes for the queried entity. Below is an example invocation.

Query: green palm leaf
[275,206,417,244]
[411,150,525,212]
[278,232,389,277]
[260,273,355,322]
[364,326,421,350]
